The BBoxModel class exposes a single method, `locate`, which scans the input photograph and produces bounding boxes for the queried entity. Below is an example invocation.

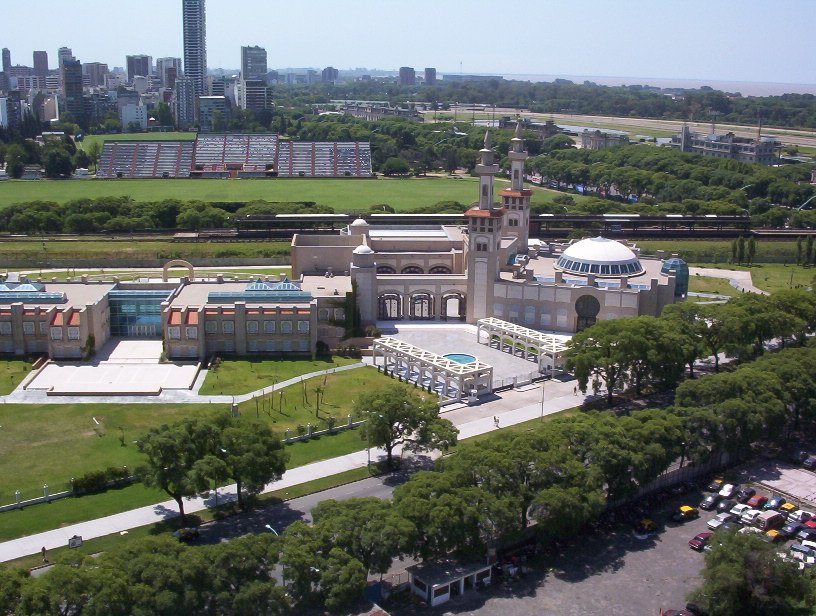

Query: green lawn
[200,356,360,395]
[0,360,33,395]
[637,239,798,263]
[0,177,561,212]
[79,132,197,151]
[689,263,815,294]
[687,275,741,297]
[7,266,293,281]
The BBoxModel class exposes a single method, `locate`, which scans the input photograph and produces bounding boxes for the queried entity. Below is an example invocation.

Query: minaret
[465,130,505,322]
[500,121,532,252]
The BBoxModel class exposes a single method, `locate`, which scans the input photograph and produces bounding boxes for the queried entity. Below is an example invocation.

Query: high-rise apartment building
[57,47,74,88]
[239,79,268,113]
[62,59,86,126]
[33,51,48,77]
[82,62,108,87]
[321,66,339,83]
[174,76,196,128]
[240,46,266,80]
[399,66,415,86]
[156,57,182,87]
[2,49,10,74]
[182,0,207,97]
[126,55,151,82]
[424,67,437,85]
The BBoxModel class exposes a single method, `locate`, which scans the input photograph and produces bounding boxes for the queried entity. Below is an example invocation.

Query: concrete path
[0,378,581,563]
[689,266,768,295]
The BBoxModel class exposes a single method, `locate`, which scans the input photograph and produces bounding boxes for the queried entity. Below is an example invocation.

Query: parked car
[796,528,816,542]
[716,499,737,514]
[789,449,810,464]
[718,483,739,499]
[699,494,721,511]
[789,510,813,524]
[804,519,816,530]
[779,502,797,517]
[746,495,769,509]
[738,526,762,536]
[685,603,707,616]
[764,529,784,543]
[735,488,756,503]
[740,509,763,526]
[730,503,753,517]
[780,522,805,538]
[672,505,700,523]
[764,496,786,510]
[705,479,724,492]
[804,456,816,470]
[717,521,739,533]
[689,532,714,551]
[790,542,816,559]
[172,527,200,543]
[708,512,738,531]
[756,511,785,531]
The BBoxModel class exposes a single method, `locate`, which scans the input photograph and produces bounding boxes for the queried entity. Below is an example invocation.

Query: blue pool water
[443,353,477,364]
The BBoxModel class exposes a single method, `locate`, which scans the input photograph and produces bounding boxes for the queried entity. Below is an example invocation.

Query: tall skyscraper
[156,57,182,86]
[399,66,416,86]
[33,51,48,77]
[62,59,85,126]
[182,0,207,97]
[424,67,437,85]
[174,76,196,128]
[126,54,151,82]
[82,62,109,87]
[240,45,267,80]
[2,49,10,73]
[321,66,339,83]
[57,47,74,87]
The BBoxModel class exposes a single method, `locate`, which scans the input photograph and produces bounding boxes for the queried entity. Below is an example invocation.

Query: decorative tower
[465,131,505,322]
[499,121,532,252]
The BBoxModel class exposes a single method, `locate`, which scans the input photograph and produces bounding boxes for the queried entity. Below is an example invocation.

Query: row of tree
[566,289,816,406]
[0,134,97,179]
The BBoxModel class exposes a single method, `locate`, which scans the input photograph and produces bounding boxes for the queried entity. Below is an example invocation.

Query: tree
[42,146,74,178]
[565,319,631,405]
[381,156,411,176]
[688,531,810,615]
[86,141,103,172]
[746,236,756,266]
[796,235,804,265]
[155,102,174,127]
[201,415,288,510]
[211,110,225,133]
[736,235,746,265]
[355,385,458,467]
[807,235,815,266]
[319,548,367,614]
[136,419,215,525]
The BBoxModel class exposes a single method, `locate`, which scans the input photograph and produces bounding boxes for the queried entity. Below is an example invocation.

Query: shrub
[73,466,130,495]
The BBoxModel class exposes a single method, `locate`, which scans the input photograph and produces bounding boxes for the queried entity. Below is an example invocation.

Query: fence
[0,475,137,513]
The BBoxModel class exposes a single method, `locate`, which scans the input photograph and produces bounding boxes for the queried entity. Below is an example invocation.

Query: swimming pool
[443,353,477,365]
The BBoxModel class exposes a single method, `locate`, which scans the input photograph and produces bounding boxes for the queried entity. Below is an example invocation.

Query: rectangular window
[493,303,504,317]
[23,322,35,335]
[265,340,277,352]
[263,320,276,334]
[246,320,258,334]
[297,320,310,334]
[67,327,80,341]
[0,322,11,336]
[222,321,235,335]
[282,340,292,352]
[318,308,330,320]
[39,321,47,335]
[205,321,217,334]
[540,313,551,327]
[299,340,309,352]
[333,308,345,321]
[168,326,180,340]
[51,327,63,340]
[280,320,293,334]
[524,306,536,324]
[185,327,198,340]
[248,340,259,352]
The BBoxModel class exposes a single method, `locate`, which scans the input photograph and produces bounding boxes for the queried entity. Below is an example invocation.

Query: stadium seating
[96,141,194,178]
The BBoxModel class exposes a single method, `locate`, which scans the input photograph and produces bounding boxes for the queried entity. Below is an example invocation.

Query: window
[39,321,47,335]
[68,327,80,341]
[185,327,198,340]
[540,312,551,327]
[298,340,309,352]
[297,320,310,334]
[223,321,235,335]
[318,308,330,320]
[493,303,504,317]
[525,305,536,324]
[0,322,10,336]
[282,340,292,352]
[263,320,276,334]
[333,308,345,321]
[509,218,519,227]
[205,321,217,334]
[476,241,488,252]
[168,326,180,340]
[265,340,277,352]
[23,322,34,335]
[280,320,293,334]
[246,320,258,334]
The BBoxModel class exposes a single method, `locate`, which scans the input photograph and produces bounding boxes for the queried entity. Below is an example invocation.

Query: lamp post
[540,378,545,422]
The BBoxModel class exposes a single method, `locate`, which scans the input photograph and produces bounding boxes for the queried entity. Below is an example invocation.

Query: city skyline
[0,0,814,88]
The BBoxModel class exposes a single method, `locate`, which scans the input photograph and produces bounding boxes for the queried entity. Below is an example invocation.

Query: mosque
[0,126,682,361]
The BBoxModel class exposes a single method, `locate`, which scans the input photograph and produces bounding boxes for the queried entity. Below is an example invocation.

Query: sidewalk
[689,266,767,295]
[0,380,580,563]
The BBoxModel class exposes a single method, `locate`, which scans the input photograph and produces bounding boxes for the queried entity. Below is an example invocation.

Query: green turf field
[689,263,815,294]
[79,132,197,150]
[637,239,798,263]
[0,177,564,212]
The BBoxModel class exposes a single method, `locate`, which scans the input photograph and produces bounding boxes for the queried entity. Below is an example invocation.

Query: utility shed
[406,560,492,607]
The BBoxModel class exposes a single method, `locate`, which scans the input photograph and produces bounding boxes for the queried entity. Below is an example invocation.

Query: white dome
[350,218,369,227]
[556,236,643,277]
[353,244,374,255]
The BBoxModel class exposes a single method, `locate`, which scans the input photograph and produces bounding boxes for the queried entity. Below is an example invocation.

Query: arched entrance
[162,260,195,282]
[441,292,466,321]
[575,295,601,331]
[378,293,402,320]
[409,292,434,319]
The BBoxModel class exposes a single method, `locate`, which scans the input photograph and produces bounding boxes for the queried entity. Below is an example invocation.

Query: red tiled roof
[186,312,199,325]
[67,312,81,326]
[499,189,532,197]
[464,206,506,218]
[168,311,182,325]
[52,312,64,326]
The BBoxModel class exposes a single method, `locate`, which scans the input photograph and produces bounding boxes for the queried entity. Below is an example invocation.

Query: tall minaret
[466,130,505,322]
[500,121,532,252]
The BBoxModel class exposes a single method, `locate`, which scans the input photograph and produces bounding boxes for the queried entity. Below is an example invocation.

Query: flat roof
[39,283,115,309]
[369,228,449,239]
[407,560,491,587]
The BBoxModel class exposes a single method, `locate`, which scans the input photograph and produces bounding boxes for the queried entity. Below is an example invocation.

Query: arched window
[401,266,423,274]
[429,266,451,274]
[376,265,396,274]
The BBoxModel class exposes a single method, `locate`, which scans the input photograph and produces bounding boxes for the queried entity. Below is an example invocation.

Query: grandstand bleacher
[96,134,372,179]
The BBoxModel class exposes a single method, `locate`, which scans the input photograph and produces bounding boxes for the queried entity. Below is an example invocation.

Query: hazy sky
[1,0,813,84]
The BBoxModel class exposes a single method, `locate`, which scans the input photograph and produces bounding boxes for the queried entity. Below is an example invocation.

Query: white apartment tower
[182,0,207,97]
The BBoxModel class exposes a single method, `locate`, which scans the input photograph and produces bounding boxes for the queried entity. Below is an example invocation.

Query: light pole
[540,378,545,422]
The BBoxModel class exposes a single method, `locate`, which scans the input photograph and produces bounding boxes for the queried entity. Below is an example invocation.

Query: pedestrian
[41,546,47,563]
[494,416,500,428]
[573,385,578,396]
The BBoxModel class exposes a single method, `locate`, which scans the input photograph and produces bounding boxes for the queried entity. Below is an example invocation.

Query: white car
[730,503,752,517]
[788,510,813,523]
[718,483,738,498]
[708,512,737,530]
[738,526,762,535]
[740,509,763,526]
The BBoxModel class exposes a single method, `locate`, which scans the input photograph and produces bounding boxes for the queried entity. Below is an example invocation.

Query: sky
[1,0,814,86]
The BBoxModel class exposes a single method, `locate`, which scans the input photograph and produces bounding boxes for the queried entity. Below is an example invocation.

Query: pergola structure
[476,317,569,375]
[372,337,493,402]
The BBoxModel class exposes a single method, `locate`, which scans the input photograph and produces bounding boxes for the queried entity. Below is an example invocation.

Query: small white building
[120,103,147,131]
[407,560,493,607]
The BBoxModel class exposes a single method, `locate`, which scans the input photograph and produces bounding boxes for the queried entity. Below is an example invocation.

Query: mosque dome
[353,244,374,255]
[555,236,644,277]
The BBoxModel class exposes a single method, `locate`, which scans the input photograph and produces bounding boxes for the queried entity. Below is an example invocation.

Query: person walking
[573,385,578,396]
[41,546,47,563]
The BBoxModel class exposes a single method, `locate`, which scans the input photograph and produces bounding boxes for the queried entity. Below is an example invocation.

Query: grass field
[200,356,360,395]
[687,275,741,297]
[0,360,33,395]
[79,132,197,151]
[637,239,798,263]
[6,266,293,281]
[0,176,565,212]
[689,263,815,294]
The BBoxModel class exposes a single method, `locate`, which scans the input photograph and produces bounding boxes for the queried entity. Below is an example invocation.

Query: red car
[688,532,714,551]
[804,519,816,529]
[746,495,769,509]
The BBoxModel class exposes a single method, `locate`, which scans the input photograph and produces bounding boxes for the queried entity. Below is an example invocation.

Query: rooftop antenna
[757,112,762,141]
[709,109,718,135]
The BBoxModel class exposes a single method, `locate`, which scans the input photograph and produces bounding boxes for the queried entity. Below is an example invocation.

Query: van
[756,511,785,531]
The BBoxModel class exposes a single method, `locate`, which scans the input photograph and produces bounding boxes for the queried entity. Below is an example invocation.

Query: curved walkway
[0,362,367,405]
[689,266,768,295]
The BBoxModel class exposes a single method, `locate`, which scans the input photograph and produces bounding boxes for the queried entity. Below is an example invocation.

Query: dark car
[764,496,786,510]
[172,527,200,543]
[804,456,816,470]
[705,479,724,492]
[796,527,816,542]
[746,495,769,509]
[780,522,805,538]
[716,499,738,514]
[735,488,756,503]
[672,506,700,523]
[699,494,721,511]
[717,521,740,533]
[689,532,714,551]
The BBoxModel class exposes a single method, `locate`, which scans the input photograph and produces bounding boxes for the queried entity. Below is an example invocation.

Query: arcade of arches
[378,291,466,321]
